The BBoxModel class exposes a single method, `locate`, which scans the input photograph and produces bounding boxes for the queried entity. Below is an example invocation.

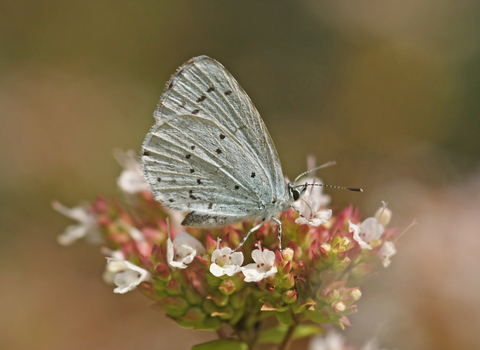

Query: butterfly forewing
[142,56,285,226]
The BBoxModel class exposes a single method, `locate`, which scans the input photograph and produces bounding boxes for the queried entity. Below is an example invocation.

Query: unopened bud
[351,289,362,301]
[321,243,331,252]
[332,301,346,313]
[282,247,294,261]
[375,205,392,227]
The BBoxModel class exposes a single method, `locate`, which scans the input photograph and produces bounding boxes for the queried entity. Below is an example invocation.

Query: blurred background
[1,1,480,349]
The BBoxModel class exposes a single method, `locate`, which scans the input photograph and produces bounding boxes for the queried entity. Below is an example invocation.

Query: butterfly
[141,56,360,251]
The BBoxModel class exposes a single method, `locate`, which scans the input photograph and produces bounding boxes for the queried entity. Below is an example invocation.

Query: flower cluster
[53,151,401,349]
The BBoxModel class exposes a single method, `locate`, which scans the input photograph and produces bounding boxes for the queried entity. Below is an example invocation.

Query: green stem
[279,322,298,350]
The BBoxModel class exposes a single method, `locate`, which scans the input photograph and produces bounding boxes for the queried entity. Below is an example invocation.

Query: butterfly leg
[233,221,264,252]
[271,217,283,252]
[290,205,306,220]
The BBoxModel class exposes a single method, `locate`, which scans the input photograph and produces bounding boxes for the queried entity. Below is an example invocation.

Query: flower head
[210,239,244,277]
[52,201,102,245]
[106,258,152,294]
[114,149,149,194]
[167,232,206,269]
[242,246,278,282]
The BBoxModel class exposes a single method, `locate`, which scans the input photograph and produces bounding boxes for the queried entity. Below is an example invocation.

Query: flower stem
[279,322,298,350]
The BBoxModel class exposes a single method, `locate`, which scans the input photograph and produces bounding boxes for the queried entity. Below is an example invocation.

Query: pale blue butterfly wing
[142,56,286,227]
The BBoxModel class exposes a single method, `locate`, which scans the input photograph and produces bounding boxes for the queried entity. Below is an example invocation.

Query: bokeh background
[1,1,480,349]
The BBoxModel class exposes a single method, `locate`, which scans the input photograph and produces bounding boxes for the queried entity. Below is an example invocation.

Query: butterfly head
[287,183,308,202]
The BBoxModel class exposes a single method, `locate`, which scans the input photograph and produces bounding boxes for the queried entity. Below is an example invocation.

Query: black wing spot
[196,95,206,103]
[207,87,215,93]
[251,172,256,178]
[191,145,195,150]
[157,177,161,182]
[219,134,225,140]
[197,179,202,184]
[225,90,232,96]
[142,150,150,156]
[208,203,213,209]
[190,169,195,173]
[234,185,239,190]
[169,199,174,203]
[216,148,222,154]
[186,154,191,159]
[192,109,200,115]
[189,190,193,194]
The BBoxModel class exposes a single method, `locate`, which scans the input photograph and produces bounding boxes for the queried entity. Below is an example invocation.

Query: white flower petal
[251,249,265,264]
[174,232,206,255]
[242,264,264,282]
[114,149,149,194]
[224,264,242,276]
[117,170,149,194]
[295,217,310,225]
[109,260,151,294]
[379,241,397,268]
[361,217,384,242]
[242,248,277,282]
[167,232,205,270]
[350,221,372,250]
[53,201,102,245]
[263,266,278,278]
[209,263,225,277]
[263,250,275,266]
[210,242,244,277]
[315,209,332,220]
[230,252,244,266]
[57,225,88,246]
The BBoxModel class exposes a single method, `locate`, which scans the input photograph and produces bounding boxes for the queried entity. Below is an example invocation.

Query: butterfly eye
[292,188,300,201]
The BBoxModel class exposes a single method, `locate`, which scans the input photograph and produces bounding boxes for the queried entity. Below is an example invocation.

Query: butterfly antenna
[304,183,363,192]
[294,160,337,184]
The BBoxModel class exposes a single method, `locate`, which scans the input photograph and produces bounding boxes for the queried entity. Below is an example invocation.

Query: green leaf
[191,339,248,350]
[258,324,322,344]
[275,311,295,326]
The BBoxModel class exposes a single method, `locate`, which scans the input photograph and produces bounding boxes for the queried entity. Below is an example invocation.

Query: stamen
[396,219,418,241]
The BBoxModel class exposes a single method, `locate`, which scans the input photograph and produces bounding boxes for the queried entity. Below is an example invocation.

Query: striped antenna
[294,160,337,184]
[302,183,363,192]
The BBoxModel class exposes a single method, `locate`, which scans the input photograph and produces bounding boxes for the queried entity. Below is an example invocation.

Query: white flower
[52,201,102,246]
[241,248,278,282]
[296,209,332,227]
[349,217,384,250]
[106,259,152,294]
[309,330,346,350]
[101,249,125,284]
[210,240,244,277]
[379,241,397,268]
[114,149,149,194]
[294,176,331,219]
[167,232,206,269]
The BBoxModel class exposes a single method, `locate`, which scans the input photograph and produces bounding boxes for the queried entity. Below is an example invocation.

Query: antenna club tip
[347,187,363,192]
